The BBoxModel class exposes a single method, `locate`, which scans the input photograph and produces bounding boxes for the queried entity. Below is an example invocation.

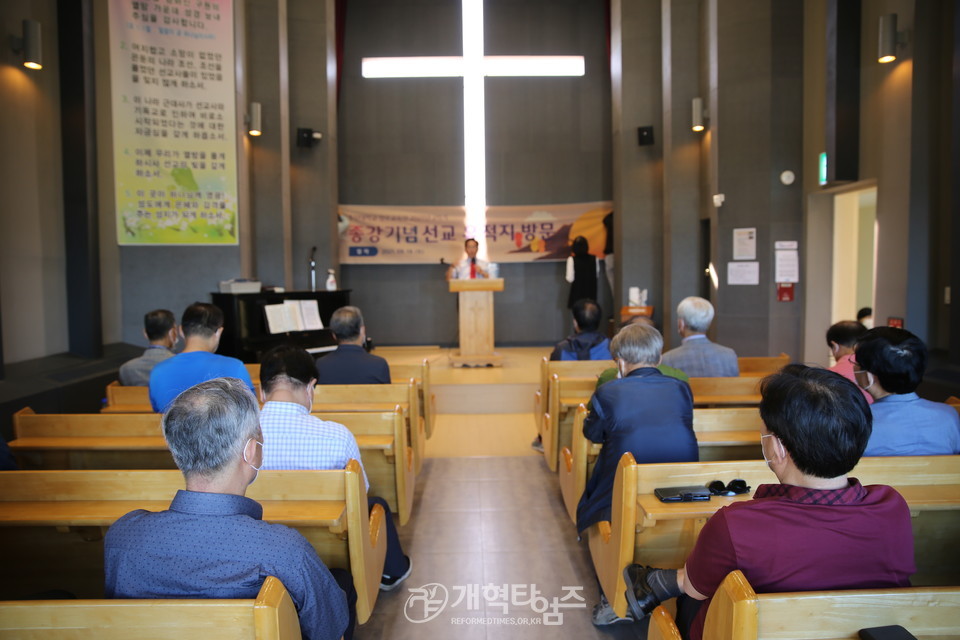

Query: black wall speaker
[637,126,654,146]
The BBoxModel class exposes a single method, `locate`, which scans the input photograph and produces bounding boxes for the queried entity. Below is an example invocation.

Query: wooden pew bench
[316,410,415,526]
[947,396,960,416]
[102,380,263,413]
[313,381,425,477]
[534,354,775,445]
[542,374,600,471]
[0,576,302,640]
[687,377,761,406]
[533,358,614,432]
[544,375,762,472]
[736,353,789,376]
[0,464,386,624]
[589,453,960,619]
[703,570,960,640]
[390,359,436,440]
[558,406,764,522]
[8,407,415,527]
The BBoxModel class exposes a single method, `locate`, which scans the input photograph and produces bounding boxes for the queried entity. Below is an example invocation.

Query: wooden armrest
[354,435,395,452]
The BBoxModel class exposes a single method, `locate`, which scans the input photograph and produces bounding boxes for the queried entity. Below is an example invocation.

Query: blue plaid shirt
[260,401,369,490]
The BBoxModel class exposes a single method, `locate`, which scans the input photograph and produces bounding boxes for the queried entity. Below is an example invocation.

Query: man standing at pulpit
[447,238,496,280]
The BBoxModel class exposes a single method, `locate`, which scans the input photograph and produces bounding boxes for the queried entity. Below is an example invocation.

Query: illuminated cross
[362,0,584,257]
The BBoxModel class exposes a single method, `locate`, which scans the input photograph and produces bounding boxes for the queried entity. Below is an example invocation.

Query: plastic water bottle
[325,269,337,291]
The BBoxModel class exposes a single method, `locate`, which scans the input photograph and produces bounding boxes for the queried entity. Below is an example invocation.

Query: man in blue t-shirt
[149,302,254,411]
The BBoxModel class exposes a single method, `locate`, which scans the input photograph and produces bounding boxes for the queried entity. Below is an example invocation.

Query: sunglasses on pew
[708,479,751,496]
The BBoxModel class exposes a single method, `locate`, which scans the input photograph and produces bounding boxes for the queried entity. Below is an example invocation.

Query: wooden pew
[947,396,960,416]
[648,606,683,640]
[558,407,764,523]
[8,407,415,527]
[246,362,261,381]
[590,453,960,619]
[390,359,436,440]
[703,570,960,640]
[542,374,599,471]
[0,576,302,640]
[102,380,263,413]
[10,408,171,469]
[736,353,788,376]
[533,357,614,431]
[313,381,424,477]
[557,405,591,522]
[687,377,761,406]
[544,374,762,472]
[315,410,415,526]
[692,407,765,460]
[0,464,387,624]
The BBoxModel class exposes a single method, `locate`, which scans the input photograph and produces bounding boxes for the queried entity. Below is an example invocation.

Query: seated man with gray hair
[104,378,354,640]
[661,296,739,377]
[315,305,390,385]
[578,323,699,626]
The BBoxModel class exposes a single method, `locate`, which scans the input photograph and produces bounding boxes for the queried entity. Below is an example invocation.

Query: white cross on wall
[362,0,585,259]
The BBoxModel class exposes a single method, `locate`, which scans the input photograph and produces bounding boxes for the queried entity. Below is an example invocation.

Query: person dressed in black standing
[566,235,599,309]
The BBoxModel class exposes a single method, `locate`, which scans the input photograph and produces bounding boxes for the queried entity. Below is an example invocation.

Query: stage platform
[376,346,551,458]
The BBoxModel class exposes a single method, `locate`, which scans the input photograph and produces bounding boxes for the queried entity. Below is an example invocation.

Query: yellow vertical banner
[110,0,238,245]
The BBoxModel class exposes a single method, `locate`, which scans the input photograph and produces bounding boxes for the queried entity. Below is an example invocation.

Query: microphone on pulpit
[309,246,317,291]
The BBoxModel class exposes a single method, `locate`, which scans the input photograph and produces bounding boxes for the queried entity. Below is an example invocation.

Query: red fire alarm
[887,317,904,329]
[776,283,794,302]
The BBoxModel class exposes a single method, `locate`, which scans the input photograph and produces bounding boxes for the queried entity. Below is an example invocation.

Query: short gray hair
[677,296,715,333]
[161,378,261,479]
[610,323,663,365]
[330,305,364,342]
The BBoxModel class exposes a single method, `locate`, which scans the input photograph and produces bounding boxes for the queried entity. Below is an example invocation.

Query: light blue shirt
[148,351,254,411]
[259,401,369,490]
[865,392,960,456]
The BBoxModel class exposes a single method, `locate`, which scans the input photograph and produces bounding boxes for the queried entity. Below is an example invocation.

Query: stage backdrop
[339,201,612,264]
[109,0,238,245]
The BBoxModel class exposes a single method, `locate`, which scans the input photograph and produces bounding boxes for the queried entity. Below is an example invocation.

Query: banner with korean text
[110,0,238,245]
[339,201,612,265]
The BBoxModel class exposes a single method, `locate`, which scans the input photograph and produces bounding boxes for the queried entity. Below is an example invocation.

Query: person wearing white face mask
[577,323,698,626]
[259,345,412,592]
[854,327,960,457]
[825,320,872,404]
[104,378,355,640]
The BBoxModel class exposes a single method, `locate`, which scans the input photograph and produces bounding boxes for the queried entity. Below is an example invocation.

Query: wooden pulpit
[449,278,504,367]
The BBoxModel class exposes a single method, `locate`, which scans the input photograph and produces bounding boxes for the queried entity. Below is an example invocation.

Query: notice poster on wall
[109,0,238,245]
[338,201,613,265]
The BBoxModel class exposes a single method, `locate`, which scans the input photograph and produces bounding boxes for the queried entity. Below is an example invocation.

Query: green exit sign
[818,152,828,186]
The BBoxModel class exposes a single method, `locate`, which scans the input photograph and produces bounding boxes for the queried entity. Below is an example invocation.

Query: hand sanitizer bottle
[325,269,337,291]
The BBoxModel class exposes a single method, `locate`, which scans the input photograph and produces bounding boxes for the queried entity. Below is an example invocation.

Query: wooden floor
[364,347,649,638]
[379,346,548,458]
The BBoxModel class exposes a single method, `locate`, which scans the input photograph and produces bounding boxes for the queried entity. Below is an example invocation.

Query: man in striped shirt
[258,345,412,590]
